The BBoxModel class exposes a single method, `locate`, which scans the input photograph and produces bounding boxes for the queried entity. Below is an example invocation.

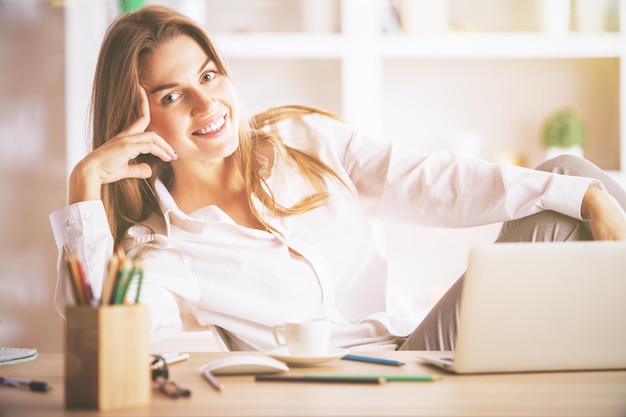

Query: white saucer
[266,347,349,367]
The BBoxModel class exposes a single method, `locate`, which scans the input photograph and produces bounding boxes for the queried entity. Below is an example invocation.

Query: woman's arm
[68,87,177,204]
[52,87,178,312]
[288,113,602,228]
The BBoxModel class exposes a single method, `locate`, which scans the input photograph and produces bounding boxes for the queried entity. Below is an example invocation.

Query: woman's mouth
[192,114,226,137]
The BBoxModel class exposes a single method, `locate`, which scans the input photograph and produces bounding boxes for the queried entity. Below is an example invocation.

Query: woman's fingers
[119,87,150,136]
[135,86,152,133]
[105,85,178,165]
[117,131,177,162]
[93,132,176,184]
[122,162,153,180]
[113,86,177,161]
[69,87,178,202]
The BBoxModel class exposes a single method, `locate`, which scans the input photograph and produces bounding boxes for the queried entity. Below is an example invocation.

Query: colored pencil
[202,370,223,392]
[255,375,386,384]
[63,243,147,307]
[342,354,405,367]
[101,250,120,306]
[63,246,87,306]
[63,246,84,305]
[113,258,134,305]
[74,258,94,306]
[306,374,442,382]
[134,267,144,304]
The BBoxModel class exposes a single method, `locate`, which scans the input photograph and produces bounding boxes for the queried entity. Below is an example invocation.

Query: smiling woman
[49,5,626,354]
[138,36,240,161]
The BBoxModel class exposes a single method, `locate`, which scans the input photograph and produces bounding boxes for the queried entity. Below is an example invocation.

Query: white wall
[0,1,66,352]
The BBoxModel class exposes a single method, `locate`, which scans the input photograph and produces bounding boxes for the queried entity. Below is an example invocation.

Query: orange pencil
[63,247,84,305]
[75,258,93,306]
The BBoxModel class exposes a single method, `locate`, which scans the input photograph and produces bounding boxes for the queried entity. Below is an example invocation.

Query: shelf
[212,32,345,59]
[213,31,625,61]
[381,32,626,59]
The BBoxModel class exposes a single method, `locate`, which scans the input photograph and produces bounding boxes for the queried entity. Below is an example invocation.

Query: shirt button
[83,213,92,221]
[66,218,77,227]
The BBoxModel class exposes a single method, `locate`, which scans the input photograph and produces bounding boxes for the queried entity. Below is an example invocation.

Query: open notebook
[418,241,626,374]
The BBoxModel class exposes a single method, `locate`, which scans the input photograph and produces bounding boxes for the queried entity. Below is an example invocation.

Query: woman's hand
[68,87,178,204]
[581,184,626,241]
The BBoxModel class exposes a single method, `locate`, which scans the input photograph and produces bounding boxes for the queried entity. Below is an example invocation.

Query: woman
[50,5,626,351]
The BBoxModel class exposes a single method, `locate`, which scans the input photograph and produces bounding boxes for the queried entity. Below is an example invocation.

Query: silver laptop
[417,241,626,374]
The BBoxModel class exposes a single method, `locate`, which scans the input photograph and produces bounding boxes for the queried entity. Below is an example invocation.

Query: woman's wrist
[580,181,606,221]
[68,161,102,204]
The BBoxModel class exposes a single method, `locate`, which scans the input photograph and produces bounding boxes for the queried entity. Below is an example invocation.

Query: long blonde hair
[90,5,345,244]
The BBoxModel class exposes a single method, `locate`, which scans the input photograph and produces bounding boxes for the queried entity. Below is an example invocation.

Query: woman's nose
[190,89,214,116]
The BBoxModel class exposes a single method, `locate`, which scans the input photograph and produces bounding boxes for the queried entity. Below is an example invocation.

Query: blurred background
[1,0,623,352]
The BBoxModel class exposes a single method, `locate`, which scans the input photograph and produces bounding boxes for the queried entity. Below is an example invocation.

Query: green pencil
[255,375,385,384]
[112,258,134,305]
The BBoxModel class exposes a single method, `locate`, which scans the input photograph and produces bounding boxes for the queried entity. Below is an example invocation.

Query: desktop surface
[0,351,625,417]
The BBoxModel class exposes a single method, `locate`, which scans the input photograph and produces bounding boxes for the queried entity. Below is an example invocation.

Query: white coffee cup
[272,317,331,357]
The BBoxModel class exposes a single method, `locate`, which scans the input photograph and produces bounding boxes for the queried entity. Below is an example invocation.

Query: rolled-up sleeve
[49,200,113,316]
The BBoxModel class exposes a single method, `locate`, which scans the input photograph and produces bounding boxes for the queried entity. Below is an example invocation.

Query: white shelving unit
[63,0,625,319]
[380,32,625,58]
[65,0,626,176]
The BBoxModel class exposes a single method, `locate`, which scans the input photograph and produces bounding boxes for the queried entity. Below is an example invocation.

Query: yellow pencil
[101,250,120,306]
[63,247,84,305]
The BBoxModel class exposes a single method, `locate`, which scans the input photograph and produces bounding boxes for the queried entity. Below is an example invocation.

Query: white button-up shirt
[50,113,594,351]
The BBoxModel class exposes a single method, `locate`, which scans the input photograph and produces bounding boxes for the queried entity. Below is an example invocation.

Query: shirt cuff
[49,200,110,248]
[544,175,603,220]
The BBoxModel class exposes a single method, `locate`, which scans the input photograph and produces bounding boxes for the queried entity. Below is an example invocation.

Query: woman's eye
[202,71,216,82]
[162,93,181,104]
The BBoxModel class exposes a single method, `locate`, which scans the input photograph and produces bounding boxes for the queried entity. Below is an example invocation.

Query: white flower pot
[538,0,571,36]
[573,0,612,32]
[545,145,584,160]
[398,0,449,34]
[300,0,338,33]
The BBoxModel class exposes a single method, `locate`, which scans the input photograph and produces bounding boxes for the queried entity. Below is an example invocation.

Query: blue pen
[0,376,51,392]
[342,354,405,367]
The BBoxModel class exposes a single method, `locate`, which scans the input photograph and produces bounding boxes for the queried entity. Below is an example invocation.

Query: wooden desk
[1,351,625,416]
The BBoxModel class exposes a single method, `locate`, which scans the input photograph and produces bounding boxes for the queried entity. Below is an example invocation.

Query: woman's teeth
[194,116,225,135]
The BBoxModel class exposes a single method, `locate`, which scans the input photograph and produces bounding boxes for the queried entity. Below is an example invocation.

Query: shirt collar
[154,179,183,236]
[153,179,230,236]
[155,179,182,217]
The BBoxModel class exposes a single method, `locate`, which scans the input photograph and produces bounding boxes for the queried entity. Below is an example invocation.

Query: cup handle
[272,325,287,346]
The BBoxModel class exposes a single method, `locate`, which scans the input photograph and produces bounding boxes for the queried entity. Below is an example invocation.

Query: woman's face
[139,35,240,162]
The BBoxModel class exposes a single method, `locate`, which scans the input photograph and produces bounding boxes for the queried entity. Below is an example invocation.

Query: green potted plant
[121,0,144,13]
[542,109,586,159]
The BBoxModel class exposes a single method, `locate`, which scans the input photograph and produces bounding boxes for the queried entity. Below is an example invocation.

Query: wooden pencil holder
[64,305,151,410]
